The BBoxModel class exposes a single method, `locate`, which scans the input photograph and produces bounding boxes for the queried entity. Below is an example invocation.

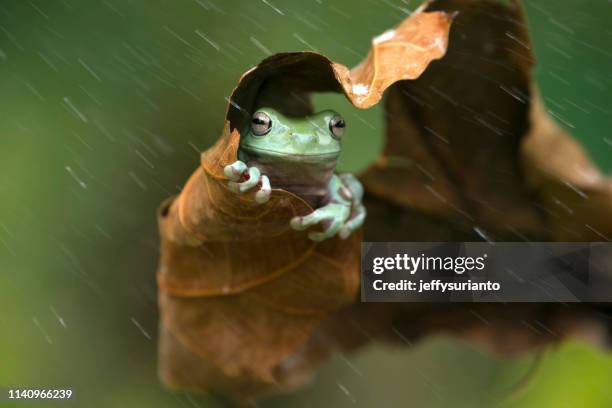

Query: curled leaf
[225,9,452,129]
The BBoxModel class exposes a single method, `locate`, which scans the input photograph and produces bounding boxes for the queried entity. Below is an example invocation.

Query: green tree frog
[223,107,366,241]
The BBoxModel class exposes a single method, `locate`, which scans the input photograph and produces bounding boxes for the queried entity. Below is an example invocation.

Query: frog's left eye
[329,114,346,140]
[251,111,272,136]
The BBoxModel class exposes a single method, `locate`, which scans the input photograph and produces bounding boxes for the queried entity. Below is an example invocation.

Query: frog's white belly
[241,150,336,208]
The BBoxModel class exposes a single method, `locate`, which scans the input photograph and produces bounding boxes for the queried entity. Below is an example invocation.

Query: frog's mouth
[240,145,340,163]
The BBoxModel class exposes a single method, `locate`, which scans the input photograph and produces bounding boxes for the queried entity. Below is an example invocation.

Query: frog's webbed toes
[290,173,366,241]
[291,204,351,241]
[224,161,271,203]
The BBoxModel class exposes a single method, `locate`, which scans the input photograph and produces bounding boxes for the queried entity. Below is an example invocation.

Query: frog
[223,107,366,242]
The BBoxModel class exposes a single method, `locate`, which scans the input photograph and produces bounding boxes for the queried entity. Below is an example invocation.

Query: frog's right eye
[251,112,272,136]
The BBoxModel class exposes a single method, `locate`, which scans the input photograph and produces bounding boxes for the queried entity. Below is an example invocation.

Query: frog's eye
[251,111,272,136]
[329,114,346,140]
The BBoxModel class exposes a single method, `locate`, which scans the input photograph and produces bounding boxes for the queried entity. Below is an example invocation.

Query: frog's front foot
[223,160,271,204]
[290,173,366,241]
[290,203,351,241]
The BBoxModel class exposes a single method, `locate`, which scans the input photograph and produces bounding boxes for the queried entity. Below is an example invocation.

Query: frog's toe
[224,160,247,181]
[290,209,324,231]
[338,227,350,240]
[228,166,261,193]
[338,204,366,239]
[308,217,343,242]
[255,175,271,204]
[290,216,305,231]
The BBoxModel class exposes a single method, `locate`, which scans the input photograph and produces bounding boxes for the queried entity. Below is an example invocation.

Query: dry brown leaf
[157,5,452,400]
[361,0,543,241]
[157,128,362,397]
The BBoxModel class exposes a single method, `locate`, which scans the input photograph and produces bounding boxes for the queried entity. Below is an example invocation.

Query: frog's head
[239,107,345,162]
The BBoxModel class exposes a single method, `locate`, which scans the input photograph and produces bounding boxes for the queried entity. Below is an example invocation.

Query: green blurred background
[0,0,610,407]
